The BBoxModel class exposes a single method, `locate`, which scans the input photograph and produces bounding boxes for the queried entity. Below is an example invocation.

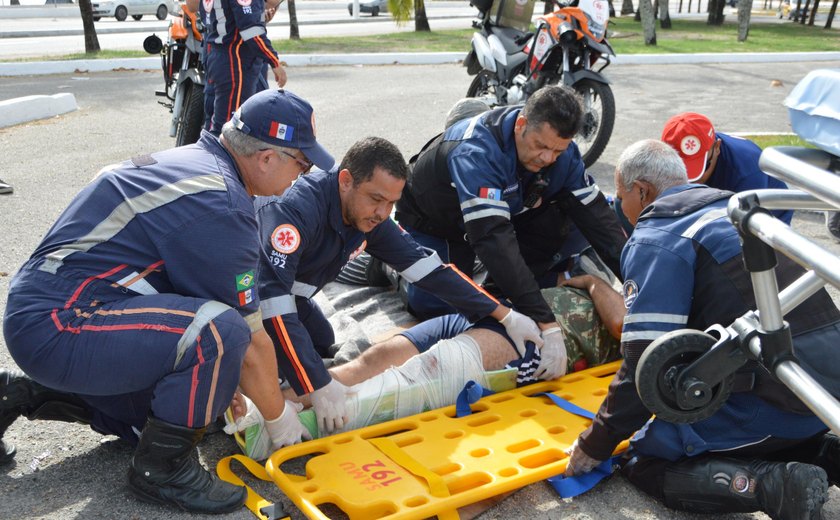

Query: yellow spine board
[265,361,629,520]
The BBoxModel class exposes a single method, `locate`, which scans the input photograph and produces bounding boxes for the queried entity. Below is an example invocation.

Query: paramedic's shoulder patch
[271,224,301,254]
[622,279,639,309]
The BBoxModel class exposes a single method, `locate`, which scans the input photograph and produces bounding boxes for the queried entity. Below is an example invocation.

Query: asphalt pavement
[1,59,840,520]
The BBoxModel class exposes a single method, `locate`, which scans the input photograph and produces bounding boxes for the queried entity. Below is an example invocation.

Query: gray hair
[445,98,490,129]
[616,139,688,192]
[220,119,297,158]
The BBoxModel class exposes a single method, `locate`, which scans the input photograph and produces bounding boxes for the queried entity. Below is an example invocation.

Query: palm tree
[288,0,300,39]
[390,0,431,31]
[639,0,657,43]
[78,0,101,53]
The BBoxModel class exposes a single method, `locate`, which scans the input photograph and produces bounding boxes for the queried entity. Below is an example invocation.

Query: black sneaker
[0,178,12,195]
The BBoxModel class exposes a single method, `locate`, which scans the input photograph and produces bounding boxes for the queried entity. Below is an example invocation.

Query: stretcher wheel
[636,329,734,424]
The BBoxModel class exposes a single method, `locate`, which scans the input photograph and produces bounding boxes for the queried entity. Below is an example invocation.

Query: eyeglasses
[278,150,313,175]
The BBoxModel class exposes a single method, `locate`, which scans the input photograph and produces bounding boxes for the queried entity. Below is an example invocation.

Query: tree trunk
[653,0,659,18]
[808,0,819,23]
[826,0,838,28]
[659,0,671,27]
[800,0,810,22]
[621,0,635,14]
[78,0,100,53]
[737,0,752,41]
[414,0,431,31]
[288,0,300,39]
[639,0,657,43]
[707,0,726,23]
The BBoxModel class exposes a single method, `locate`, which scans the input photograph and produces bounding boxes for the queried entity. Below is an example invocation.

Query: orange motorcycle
[465,0,616,167]
[143,2,205,147]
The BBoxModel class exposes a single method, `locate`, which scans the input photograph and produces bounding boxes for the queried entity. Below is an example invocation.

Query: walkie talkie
[522,171,549,208]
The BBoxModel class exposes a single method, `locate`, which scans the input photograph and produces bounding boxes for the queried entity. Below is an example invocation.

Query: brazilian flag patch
[236,271,255,291]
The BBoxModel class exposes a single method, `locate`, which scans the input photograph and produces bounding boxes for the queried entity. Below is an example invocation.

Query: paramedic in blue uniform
[661,112,792,224]
[395,85,626,341]
[255,136,547,434]
[564,139,840,520]
[199,0,285,135]
[1,89,331,514]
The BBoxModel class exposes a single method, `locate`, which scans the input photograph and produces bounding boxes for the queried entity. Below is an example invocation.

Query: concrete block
[0,92,78,128]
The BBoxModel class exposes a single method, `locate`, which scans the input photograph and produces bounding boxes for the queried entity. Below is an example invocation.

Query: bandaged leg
[338,334,489,433]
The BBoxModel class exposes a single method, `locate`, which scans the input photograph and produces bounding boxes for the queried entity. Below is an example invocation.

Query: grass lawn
[743,134,816,149]
[46,12,840,61]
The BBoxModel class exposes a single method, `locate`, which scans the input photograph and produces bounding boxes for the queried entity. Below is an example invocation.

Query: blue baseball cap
[230,89,335,171]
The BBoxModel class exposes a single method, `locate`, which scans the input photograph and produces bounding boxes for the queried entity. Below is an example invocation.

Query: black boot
[661,456,828,520]
[127,416,246,514]
[1,369,92,465]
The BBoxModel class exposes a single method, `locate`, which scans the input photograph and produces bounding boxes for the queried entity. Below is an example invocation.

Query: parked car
[44,0,75,4]
[92,0,173,21]
[347,0,388,16]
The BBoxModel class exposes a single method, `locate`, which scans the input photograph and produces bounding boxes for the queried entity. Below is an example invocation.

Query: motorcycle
[464,0,616,168]
[143,2,205,147]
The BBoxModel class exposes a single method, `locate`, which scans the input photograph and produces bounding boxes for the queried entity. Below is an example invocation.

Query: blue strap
[534,392,618,498]
[455,380,495,417]
[536,392,596,419]
[547,456,621,498]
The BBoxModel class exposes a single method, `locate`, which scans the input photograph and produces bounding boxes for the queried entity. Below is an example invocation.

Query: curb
[3,51,839,128]
[3,51,840,77]
[0,93,78,128]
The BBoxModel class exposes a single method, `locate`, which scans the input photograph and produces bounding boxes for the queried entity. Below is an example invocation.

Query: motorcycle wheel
[570,78,616,169]
[466,70,498,105]
[175,82,205,147]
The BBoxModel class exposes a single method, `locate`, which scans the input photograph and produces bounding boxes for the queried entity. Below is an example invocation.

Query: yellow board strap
[368,435,461,520]
[217,454,289,520]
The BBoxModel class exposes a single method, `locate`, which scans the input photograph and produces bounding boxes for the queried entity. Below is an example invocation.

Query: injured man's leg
[226,286,621,457]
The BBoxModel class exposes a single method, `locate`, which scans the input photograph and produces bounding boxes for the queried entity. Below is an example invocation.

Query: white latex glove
[564,439,605,476]
[534,326,568,380]
[499,308,544,357]
[264,400,312,450]
[310,378,356,434]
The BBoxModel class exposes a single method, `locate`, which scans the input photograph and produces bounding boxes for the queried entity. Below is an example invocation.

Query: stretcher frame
[637,146,840,433]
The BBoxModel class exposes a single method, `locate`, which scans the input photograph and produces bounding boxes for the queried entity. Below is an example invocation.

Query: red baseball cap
[661,112,716,182]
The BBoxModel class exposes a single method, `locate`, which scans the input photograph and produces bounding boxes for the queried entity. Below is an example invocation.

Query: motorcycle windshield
[577,0,609,41]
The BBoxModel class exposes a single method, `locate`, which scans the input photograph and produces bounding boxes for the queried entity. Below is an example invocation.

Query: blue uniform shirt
[707,133,792,224]
[201,0,279,68]
[255,170,500,394]
[15,131,263,331]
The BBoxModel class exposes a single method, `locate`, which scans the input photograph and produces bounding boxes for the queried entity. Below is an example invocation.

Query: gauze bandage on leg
[339,334,488,433]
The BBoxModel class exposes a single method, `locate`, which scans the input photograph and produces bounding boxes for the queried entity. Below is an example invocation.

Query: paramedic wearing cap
[395,85,626,378]
[661,112,792,224]
[1,89,331,514]
[255,136,545,434]
[200,0,286,135]
[565,140,840,519]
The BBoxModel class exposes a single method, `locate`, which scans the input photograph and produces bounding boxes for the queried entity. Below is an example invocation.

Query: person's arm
[185,0,200,15]
[559,274,625,340]
[238,328,284,420]
[574,240,695,462]
[448,145,557,325]
[230,0,283,72]
[550,146,627,279]
[255,201,330,396]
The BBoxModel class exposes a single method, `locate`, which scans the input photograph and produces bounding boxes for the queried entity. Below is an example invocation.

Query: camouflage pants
[541,286,621,373]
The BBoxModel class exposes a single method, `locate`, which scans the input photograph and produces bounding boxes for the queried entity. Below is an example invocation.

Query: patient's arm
[559,275,625,340]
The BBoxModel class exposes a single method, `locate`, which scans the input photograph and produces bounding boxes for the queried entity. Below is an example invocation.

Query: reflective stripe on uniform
[39,175,227,274]
[463,207,510,222]
[176,300,232,369]
[290,281,318,299]
[682,208,728,240]
[260,294,296,319]
[400,252,443,283]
